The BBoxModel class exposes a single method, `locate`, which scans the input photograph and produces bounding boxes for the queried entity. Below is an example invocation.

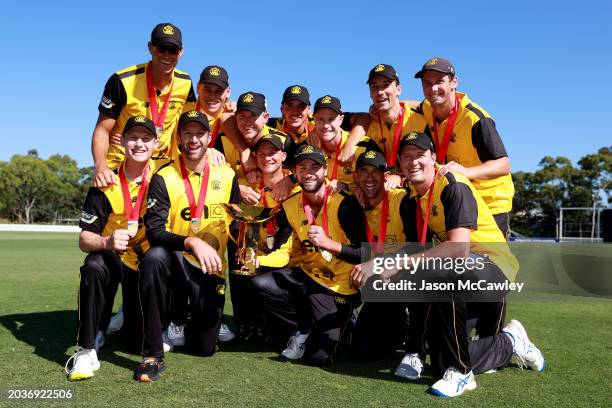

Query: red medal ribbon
[259,181,277,235]
[431,96,460,164]
[302,186,329,236]
[283,121,313,142]
[179,157,210,221]
[146,62,173,131]
[329,132,344,182]
[119,163,150,221]
[364,192,389,254]
[415,169,438,245]
[379,102,405,168]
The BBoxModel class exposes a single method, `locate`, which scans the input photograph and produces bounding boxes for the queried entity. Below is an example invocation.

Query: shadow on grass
[0,310,138,371]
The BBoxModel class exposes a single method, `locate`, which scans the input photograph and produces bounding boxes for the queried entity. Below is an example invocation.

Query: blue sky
[1,0,610,172]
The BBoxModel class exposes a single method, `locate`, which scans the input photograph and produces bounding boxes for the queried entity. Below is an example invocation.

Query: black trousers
[350,302,431,363]
[77,252,142,352]
[139,247,225,358]
[426,261,513,377]
[252,267,357,366]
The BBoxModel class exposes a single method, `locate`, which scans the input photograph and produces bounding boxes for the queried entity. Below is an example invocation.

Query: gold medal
[321,249,333,262]
[266,234,275,250]
[127,220,139,238]
[191,218,202,233]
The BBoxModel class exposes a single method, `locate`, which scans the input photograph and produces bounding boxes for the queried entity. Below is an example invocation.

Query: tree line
[0,147,609,237]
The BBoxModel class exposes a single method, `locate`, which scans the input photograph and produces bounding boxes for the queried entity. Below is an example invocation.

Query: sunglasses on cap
[155,43,181,55]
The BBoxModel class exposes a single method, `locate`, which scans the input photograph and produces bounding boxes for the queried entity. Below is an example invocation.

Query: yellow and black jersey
[280,189,368,295]
[79,158,167,270]
[320,131,382,191]
[363,188,418,255]
[219,126,295,182]
[365,102,427,168]
[408,93,514,215]
[410,166,518,281]
[144,160,240,277]
[240,181,302,268]
[268,116,315,147]
[99,63,196,169]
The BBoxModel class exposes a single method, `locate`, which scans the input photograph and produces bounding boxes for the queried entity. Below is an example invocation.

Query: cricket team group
[65,23,545,397]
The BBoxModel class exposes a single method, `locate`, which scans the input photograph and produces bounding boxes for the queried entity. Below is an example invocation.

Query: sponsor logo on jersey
[100,96,114,109]
[80,211,98,224]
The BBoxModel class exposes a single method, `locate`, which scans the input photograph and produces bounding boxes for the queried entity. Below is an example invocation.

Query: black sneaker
[133,357,165,382]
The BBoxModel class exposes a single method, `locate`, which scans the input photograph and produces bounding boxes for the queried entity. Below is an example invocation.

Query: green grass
[0,232,610,407]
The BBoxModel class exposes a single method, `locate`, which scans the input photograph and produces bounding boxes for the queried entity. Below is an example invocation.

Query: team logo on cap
[209,67,220,76]
[162,25,175,35]
[301,145,314,154]
[187,110,199,118]
[405,131,419,140]
[321,95,332,104]
[365,151,377,159]
[134,115,147,123]
[242,93,254,103]
[426,58,438,66]
[291,86,302,94]
[374,64,386,72]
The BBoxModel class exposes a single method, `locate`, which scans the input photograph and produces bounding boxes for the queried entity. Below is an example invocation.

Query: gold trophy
[222,203,280,276]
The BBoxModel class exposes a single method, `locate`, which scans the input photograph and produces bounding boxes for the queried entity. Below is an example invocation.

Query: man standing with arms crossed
[134,110,240,382]
[92,23,196,188]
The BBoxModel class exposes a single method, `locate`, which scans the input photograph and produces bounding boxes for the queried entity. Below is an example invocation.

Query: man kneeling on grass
[351,132,545,398]
[66,116,162,381]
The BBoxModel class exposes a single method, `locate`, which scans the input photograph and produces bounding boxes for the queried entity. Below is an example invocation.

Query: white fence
[0,224,80,232]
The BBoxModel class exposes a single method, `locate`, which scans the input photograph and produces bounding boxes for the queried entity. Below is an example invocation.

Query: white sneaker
[65,347,100,381]
[94,330,105,353]
[106,307,124,334]
[280,331,309,360]
[502,319,545,372]
[218,323,236,342]
[394,353,424,380]
[430,367,476,397]
[163,330,174,353]
[166,322,185,346]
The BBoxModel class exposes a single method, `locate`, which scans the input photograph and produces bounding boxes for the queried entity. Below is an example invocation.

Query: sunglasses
[155,44,180,55]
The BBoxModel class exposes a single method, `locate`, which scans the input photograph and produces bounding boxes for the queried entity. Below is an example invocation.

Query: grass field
[0,232,611,407]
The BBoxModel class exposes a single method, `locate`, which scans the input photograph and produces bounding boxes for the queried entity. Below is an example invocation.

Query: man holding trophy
[251,144,369,366]
[222,132,299,342]
[134,110,240,382]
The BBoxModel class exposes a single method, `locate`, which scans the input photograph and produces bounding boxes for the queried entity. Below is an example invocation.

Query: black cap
[236,92,267,116]
[314,95,342,114]
[356,150,387,172]
[178,110,211,132]
[414,57,455,78]
[123,115,157,137]
[282,85,310,105]
[199,65,229,89]
[151,23,182,48]
[292,144,326,166]
[398,131,435,154]
[253,130,286,152]
[367,63,400,84]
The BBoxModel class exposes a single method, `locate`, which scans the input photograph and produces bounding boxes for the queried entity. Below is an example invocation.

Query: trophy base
[231,267,257,276]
